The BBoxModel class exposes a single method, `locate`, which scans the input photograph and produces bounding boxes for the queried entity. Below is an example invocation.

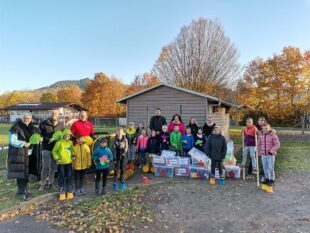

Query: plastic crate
[225,165,240,179]
[155,166,174,178]
[166,157,180,167]
[152,155,166,166]
[174,167,190,177]
[179,157,190,167]
[188,148,211,166]
[161,150,176,158]
[190,166,210,179]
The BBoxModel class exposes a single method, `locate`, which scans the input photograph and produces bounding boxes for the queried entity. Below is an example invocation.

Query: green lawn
[0,124,10,145]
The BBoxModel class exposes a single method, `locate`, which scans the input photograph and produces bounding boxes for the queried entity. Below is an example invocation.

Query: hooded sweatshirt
[92,145,113,170]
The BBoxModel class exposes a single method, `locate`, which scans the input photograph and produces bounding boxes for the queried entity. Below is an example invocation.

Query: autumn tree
[125,72,160,95]
[57,85,82,103]
[81,73,125,117]
[152,18,240,95]
[40,92,58,103]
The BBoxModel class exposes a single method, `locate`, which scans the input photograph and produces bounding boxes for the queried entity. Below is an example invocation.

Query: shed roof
[117,83,238,108]
[1,102,86,111]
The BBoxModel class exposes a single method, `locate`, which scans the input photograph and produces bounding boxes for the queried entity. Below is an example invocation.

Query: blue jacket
[92,145,113,170]
[182,134,195,150]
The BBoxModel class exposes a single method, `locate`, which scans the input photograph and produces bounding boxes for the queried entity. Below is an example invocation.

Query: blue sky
[0,0,309,94]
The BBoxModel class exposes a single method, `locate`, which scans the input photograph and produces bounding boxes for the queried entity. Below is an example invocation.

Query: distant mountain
[38,78,90,90]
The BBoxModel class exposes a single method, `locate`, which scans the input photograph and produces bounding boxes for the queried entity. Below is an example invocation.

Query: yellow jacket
[52,139,74,165]
[72,143,91,170]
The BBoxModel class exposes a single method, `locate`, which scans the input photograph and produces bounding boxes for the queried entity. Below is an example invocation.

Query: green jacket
[170,131,182,151]
[52,139,75,165]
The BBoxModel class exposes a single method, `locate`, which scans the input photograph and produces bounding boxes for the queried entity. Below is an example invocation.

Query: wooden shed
[117,83,237,138]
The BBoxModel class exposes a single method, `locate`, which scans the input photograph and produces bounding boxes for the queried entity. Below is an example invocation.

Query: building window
[213,106,219,113]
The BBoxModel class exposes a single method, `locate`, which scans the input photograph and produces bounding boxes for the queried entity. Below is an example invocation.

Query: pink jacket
[258,131,280,156]
[136,135,149,150]
[168,122,185,135]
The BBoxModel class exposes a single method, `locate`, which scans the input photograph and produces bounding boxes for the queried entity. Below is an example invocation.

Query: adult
[70,111,94,138]
[168,114,185,135]
[203,117,216,138]
[39,109,64,191]
[149,108,167,134]
[8,113,37,200]
[187,117,199,136]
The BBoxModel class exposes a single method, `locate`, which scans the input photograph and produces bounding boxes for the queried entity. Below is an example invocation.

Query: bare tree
[152,18,240,94]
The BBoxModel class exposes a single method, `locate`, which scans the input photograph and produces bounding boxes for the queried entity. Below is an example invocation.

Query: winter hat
[62,129,72,137]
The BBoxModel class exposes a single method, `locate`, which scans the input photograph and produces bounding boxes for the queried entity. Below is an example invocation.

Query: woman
[187,117,199,136]
[167,114,185,135]
[203,117,216,138]
[8,113,37,201]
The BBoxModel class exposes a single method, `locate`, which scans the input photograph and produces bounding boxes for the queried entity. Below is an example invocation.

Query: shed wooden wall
[209,106,230,139]
[127,86,207,127]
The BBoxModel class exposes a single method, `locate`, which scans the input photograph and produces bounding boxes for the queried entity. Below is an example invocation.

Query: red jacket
[258,131,280,156]
[70,120,94,137]
[136,135,149,151]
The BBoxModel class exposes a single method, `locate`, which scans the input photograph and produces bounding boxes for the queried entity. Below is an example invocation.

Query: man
[70,110,94,138]
[149,108,167,134]
[39,109,64,191]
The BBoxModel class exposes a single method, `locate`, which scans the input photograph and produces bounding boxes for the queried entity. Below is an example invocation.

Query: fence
[89,117,127,131]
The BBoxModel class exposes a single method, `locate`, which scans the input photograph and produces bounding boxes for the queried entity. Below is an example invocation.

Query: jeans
[242,146,256,168]
[261,155,275,181]
[127,145,136,162]
[182,149,190,157]
[139,151,147,165]
[40,150,57,186]
[58,164,73,193]
[95,168,109,191]
[114,158,126,183]
[17,178,29,194]
[74,169,86,190]
[211,160,223,178]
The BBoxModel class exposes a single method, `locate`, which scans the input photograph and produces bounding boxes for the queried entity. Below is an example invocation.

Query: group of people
[7,108,280,201]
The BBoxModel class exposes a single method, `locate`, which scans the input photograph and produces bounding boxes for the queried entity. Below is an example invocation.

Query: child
[242,118,258,174]
[147,130,160,157]
[170,124,182,156]
[195,128,206,152]
[126,122,137,165]
[113,128,128,191]
[92,137,113,196]
[72,135,91,196]
[206,126,227,184]
[135,121,145,137]
[136,129,149,168]
[159,124,170,152]
[52,129,75,201]
[182,127,195,157]
[258,124,280,191]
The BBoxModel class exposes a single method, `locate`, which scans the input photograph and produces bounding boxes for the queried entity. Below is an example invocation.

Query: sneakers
[120,183,126,190]
[59,193,66,201]
[23,190,30,201]
[113,183,119,191]
[95,189,100,197]
[75,189,82,196]
[80,188,86,195]
[66,192,74,200]
[38,185,45,192]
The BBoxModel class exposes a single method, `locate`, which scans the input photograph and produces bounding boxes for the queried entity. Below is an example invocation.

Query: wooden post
[255,133,260,187]
[242,129,245,181]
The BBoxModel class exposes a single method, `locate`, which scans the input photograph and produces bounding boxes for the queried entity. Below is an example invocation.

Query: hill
[38,78,90,90]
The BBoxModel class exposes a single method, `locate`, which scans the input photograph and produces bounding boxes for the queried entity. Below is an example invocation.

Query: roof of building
[117,83,238,108]
[1,102,86,111]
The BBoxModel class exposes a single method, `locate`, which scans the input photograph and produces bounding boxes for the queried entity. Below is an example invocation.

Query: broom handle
[242,129,245,181]
[255,133,260,187]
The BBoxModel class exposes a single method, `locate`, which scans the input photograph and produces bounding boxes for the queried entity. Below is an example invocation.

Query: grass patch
[0,124,10,145]
[35,186,153,232]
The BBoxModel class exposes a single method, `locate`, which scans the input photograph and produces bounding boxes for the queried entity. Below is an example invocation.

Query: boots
[209,178,216,185]
[66,192,74,200]
[113,183,119,191]
[219,178,225,185]
[120,183,126,190]
[59,193,66,201]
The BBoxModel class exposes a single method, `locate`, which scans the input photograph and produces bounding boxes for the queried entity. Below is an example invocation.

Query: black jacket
[159,132,170,151]
[39,118,65,151]
[150,115,167,132]
[147,136,160,154]
[203,123,216,138]
[7,120,36,179]
[206,134,227,161]
[187,123,199,136]
[113,136,128,161]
